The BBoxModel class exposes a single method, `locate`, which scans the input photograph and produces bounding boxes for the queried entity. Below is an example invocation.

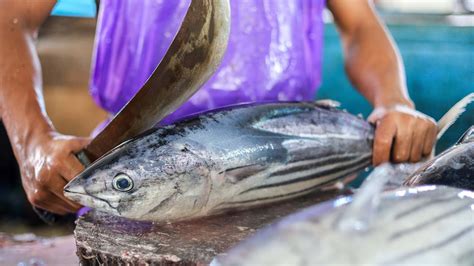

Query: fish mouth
[64,185,120,215]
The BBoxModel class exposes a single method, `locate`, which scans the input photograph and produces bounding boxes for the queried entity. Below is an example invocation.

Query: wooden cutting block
[74,190,346,265]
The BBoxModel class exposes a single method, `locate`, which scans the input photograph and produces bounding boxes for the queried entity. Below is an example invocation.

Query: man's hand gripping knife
[0,1,88,216]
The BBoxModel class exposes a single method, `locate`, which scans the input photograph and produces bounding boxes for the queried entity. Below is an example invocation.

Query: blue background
[319,23,473,153]
[51,0,96,17]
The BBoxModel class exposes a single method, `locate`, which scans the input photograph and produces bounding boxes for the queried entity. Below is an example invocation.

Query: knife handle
[75,149,92,167]
[33,149,92,224]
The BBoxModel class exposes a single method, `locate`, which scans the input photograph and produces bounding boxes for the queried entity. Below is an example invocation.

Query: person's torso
[90,0,325,124]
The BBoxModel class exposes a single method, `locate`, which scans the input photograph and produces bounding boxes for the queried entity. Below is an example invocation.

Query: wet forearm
[328,0,414,109]
[0,2,56,159]
[343,18,413,109]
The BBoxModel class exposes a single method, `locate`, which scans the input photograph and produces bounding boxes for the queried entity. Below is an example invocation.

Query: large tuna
[64,94,472,222]
[64,101,373,221]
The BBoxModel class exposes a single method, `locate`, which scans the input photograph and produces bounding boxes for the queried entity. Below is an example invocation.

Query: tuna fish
[64,101,374,221]
[64,94,473,222]
[212,173,474,265]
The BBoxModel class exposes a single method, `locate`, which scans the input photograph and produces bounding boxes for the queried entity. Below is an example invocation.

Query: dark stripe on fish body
[220,162,367,208]
[240,154,371,195]
[389,202,471,241]
[268,153,360,177]
[221,164,268,183]
[384,224,474,264]
[394,195,459,220]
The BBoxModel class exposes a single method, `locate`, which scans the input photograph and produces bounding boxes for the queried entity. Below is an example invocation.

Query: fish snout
[64,178,120,214]
[64,182,86,195]
[63,179,88,203]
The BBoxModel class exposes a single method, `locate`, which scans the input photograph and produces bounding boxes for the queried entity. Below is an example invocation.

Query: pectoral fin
[223,164,268,183]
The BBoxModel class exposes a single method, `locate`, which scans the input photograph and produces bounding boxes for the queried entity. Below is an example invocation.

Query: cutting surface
[74,190,346,265]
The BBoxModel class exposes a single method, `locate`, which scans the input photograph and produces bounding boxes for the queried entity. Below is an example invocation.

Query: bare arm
[327,0,437,165]
[0,0,87,214]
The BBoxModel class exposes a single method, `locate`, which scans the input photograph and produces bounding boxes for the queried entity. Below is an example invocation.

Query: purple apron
[90,0,325,126]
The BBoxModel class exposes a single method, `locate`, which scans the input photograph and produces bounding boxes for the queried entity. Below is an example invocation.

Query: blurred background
[0,0,472,233]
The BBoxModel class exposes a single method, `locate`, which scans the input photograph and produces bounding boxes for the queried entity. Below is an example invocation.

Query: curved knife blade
[79,0,230,164]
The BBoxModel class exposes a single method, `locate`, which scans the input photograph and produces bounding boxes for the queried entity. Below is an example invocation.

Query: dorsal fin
[456,126,474,144]
[315,99,341,109]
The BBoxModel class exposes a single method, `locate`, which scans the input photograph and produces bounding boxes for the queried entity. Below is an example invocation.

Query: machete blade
[79,0,230,164]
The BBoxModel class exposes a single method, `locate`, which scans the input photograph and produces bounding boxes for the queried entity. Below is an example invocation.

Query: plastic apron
[90,0,325,126]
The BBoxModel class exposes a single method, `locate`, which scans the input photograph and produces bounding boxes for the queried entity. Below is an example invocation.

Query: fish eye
[112,173,134,192]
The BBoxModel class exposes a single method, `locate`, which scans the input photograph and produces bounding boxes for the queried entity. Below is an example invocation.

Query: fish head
[64,135,212,221]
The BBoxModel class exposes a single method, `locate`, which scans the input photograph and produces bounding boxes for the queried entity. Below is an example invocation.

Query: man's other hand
[369,105,437,166]
[18,132,90,215]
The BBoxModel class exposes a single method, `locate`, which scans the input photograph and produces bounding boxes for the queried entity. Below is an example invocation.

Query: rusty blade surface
[80,0,230,164]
